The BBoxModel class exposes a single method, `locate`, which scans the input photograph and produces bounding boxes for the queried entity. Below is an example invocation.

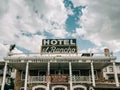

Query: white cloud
[25,0,68,33]
[72,28,86,37]
[1,0,119,61]
[0,0,69,58]
[0,43,24,59]
[0,44,9,60]
[71,0,87,7]
[50,29,69,38]
[16,35,46,52]
[74,0,120,52]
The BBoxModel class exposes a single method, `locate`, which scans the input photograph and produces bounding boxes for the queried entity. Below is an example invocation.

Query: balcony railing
[72,76,91,83]
[28,76,46,83]
[28,75,92,83]
[28,75,117,85]
[96,79,116,84]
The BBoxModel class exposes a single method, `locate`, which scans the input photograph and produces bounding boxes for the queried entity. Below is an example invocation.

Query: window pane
[103,68,107,72]
[72,70,80,76]
[39,71,46,76]
[109,67,113,72]
[30,70,38,76]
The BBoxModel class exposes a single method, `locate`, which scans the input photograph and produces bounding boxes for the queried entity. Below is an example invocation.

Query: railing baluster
[72,76,91,83]
[28,76,46,83]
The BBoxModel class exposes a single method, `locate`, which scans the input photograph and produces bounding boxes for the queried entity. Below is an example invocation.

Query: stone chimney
[104,48,110,56]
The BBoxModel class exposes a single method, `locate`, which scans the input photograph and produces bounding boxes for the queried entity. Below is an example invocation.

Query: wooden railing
[72,76,91,83]
[28,76,46,83]
[96,79,116,84]
[28,75,117,84]
[28,75,92,83]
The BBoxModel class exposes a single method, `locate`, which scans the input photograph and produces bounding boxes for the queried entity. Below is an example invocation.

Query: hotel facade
[1,39,120,90]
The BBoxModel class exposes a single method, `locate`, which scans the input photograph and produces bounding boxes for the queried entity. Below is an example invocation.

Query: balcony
[28,75,91,84]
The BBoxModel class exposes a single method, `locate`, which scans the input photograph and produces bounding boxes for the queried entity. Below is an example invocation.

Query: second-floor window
[119,66,120,71]
[72,70,80,76]
[109,67,113,72]
[103,68,107,72]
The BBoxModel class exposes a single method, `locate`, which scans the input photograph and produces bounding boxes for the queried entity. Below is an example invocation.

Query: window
[0,77,2,84]
[21,71,25,80]
[89,70,98,80]
[39,71,46,76]
[109,67,113,72]
[72,70,80,76]
[0,69,3,75]
[119,66,120,71]
[108,75,114,81]
[63,69,69,74]
[55,70,64,75]
[30,70,38,76]
[103,68,107,72]
[6,77,11,84]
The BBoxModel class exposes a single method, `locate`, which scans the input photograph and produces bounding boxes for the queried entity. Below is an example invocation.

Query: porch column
[91,61,95,87]
[47,62,50,90]
[1,62,8,90]
[24,62,29,90]
[69,62,72,90]
[113,62,119,87]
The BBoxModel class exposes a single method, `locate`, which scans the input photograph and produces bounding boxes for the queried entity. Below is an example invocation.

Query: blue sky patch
[16,45,31,54]
[77,38,96,50]
[64,0,84,31]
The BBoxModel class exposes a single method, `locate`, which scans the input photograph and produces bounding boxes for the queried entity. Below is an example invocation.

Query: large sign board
[41,39,77,54]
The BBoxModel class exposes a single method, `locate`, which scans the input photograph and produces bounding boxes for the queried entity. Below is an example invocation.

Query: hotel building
[1,39,120,90]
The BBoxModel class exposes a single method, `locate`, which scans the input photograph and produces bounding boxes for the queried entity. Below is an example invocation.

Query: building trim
[52,85,67,90]
[24,62,29,90]
[73,85,87,90]
[91,61,95,87]
[32,85,47,90]
[113,62,119,87]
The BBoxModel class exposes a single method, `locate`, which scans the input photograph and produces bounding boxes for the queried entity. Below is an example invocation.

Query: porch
[8,62,112,85]
[28,75,91,84]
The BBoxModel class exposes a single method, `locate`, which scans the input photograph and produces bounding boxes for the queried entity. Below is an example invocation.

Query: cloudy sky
[0,0,120,61]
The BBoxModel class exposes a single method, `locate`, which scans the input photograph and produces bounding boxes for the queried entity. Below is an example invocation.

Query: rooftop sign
[41,39,77,54]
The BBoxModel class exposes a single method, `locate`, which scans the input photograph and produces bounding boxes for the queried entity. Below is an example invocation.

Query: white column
[91,61,95,87]
[1,62,8,90]
[113,62,119,87]
[47,62,50,90]
[24,62,29,90]
[69,62,72,90]
[47,62,50,75]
